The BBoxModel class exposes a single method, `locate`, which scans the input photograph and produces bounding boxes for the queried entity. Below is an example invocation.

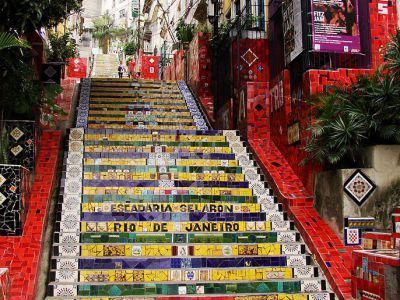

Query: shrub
[47,32,79,62]
[303,30,400,165]
[124,41,138,55]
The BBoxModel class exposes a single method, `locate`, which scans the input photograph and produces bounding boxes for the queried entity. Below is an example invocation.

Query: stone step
[52,231,298,247]
[87,124,199,130]
[81,128,228,135]
[76,194,272,204]
[89,99,187,104]
[47,279,329,297]
[56,220,294,234]
[49,266,320,285]
[89,103,188,110]
[88,110,189,116]
[65,231,299,244]
[81,165,244,173]
[52,242,306,258]
[84,134,227,142]
[46,292,335,299]
[87,117,195,124]
[82,172,246,181]
[59,210,287,223]
[90,92,183,98]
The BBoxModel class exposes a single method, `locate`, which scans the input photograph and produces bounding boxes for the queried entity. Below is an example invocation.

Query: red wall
[67,58,87,78]
[231,38,269,89]
[188,33,214,122]
[267,0,398,192]
[140,55,159,80]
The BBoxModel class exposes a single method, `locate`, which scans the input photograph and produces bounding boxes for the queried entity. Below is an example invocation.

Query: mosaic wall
[0,164,30,235]
[5,120,37,171]
[76,78,91,128]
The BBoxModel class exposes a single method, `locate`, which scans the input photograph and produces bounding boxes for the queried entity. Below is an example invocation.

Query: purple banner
[311,0,361,53]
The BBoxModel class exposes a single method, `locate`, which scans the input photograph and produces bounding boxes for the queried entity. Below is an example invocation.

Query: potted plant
[175,18,195,50]
[46,31,79,79]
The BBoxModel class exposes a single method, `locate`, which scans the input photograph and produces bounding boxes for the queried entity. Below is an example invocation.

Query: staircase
[47,78,335,299]
[92,54,119,78]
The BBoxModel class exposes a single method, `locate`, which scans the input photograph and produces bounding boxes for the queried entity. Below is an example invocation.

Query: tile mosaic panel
[76,78,91,128]
[5,120,37,171]
[344,170,376,206]
[0,164,30,235]
[177,81,208,130]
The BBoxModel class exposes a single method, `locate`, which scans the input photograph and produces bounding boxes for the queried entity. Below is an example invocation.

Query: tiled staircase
[46,78,335,299]
[92,54,119,78]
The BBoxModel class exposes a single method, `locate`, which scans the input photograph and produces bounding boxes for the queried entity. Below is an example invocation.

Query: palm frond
[0,32,31,51]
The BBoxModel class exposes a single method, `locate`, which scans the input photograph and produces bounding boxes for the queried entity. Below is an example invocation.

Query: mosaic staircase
[46,78,335,299]
[92,54,119,78]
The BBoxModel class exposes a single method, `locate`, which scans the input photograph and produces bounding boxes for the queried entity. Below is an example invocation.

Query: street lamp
[208,0,219,38]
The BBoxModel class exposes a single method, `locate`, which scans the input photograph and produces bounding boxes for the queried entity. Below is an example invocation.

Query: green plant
[0,45,65,122]
[124,40,138,56]
[47,32,79,62]
[210,20,233,53]
[39,83,66,127]
[175,18,195,44]
[242,14,263,30]
[92,13,123,54]
[0,0,82,33]
[0,32,30,50]
[195,23,211,35]
[383,30,400,78]
[303,65,400,165]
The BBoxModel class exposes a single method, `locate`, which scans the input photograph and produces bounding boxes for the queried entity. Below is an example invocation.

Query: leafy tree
[47,32,79,62]
[92,13,123,54]
[0,0,82,33]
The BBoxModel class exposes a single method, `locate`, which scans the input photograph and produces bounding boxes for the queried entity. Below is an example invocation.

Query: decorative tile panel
[5,120,37,171]
[344,170,376,206]
[0,164,30,235]
[76,78,91,128]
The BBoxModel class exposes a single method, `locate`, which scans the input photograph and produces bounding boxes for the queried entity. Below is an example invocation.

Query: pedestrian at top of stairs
[118,61,126,78]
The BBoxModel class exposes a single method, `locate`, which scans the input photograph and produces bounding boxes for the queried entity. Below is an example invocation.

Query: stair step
[53,231,298,244]
[46,293,335,299]
[47,280,328,296]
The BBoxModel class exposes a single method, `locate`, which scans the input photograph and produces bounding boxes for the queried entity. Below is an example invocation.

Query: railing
[4,120,39,172]
[231,1,268,37]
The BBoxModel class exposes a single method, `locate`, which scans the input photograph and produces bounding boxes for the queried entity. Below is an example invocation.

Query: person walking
[117,61,126,78]
[128,59,136,79]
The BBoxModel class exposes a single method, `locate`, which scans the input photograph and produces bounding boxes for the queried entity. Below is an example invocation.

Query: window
[119,9,126,18]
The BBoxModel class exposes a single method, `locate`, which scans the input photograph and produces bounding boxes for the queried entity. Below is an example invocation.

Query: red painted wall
[174,50,185,81]
[188,33,214,122]
[267,0,398,192]
[140,55,159,80]
[231,38,269,89]
[66,58,87,78]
